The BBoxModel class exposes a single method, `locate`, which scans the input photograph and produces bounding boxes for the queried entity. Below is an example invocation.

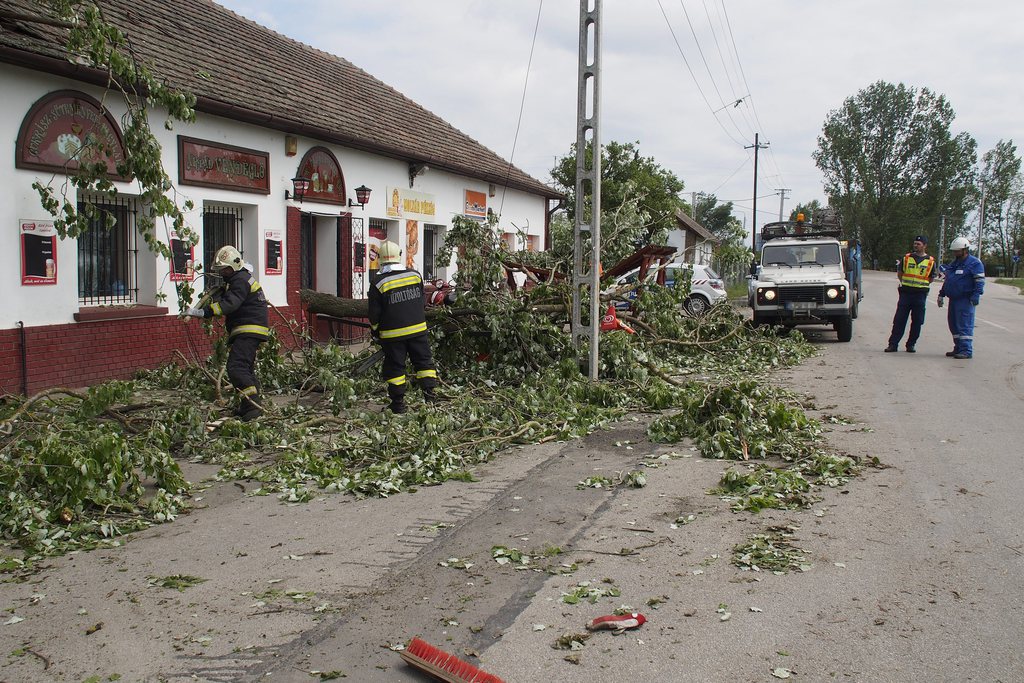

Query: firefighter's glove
[970,296,980,307]
[184,307,205,318]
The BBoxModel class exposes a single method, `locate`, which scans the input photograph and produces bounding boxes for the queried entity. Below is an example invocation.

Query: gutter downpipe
[17,321,28,396]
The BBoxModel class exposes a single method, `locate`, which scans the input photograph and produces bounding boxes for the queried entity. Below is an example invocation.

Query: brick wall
[0,308,302,396]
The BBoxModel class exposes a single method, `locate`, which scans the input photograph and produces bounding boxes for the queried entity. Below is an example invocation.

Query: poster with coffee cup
[20,219,57,285]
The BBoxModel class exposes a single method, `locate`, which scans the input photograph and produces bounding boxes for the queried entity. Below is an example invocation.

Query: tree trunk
[299,289,567,321]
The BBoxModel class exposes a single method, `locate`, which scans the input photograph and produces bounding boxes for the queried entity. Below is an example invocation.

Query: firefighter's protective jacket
[369,265,428,340]
[203,268,270,340]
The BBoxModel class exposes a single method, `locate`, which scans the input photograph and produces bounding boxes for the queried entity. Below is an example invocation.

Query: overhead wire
[674,0,751,144]
[655,0,747,147]
[498,0,544,218]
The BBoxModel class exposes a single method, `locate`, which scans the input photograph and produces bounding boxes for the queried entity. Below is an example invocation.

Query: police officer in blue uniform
[937,237,985,359]
[885,235,936,353]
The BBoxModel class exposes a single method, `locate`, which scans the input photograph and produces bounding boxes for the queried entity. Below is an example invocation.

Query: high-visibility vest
[899,253,935,289]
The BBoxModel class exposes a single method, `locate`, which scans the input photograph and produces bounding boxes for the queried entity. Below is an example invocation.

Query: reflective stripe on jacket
[368,265,428,340]
[204,269,270,339]
[899,253,935,289]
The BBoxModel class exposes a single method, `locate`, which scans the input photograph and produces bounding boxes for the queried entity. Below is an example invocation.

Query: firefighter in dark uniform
[368,240,438,414]
[184,245,270,421]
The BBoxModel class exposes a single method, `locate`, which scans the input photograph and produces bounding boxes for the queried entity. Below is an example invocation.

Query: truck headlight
[756,288,777,305]
[826,288,839,299]
[764,289,776,301]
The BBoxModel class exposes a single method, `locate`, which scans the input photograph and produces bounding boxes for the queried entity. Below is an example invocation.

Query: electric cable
[499,0,544,218]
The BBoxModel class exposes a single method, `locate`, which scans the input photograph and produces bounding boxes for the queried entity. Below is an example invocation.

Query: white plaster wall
[2,64,550,330]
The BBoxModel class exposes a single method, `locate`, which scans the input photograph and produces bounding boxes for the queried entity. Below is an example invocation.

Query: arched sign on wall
[16,90,130,181]
[296,146,346,205]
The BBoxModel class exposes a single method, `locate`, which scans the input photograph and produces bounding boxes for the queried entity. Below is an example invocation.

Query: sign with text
[464,189,487,220]
[385,187,437,222]
[17,91,129,180]
[169,231,194,282]
[264,230,283,275]
[178,136,270,194]
[20,219,58,285]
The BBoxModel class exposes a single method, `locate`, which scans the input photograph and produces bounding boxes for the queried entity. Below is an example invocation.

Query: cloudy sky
[217,0,1022,235]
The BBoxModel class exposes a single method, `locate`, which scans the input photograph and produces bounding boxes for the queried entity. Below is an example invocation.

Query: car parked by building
[612,263,727,316]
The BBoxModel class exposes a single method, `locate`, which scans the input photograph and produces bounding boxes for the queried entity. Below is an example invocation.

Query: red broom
[399,637,506,683]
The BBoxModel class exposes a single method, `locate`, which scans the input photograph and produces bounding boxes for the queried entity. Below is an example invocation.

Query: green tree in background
[789,200,823,221]
[551,140,686,265]
[977,140,1021,269]
[693,193,749,271]
[813,81,976,269]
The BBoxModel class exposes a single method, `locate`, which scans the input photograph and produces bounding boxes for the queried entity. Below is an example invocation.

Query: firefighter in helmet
[368,240,438,413]
[184,245,270,420]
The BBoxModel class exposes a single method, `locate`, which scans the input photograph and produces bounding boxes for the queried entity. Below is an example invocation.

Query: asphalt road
[2,270,1022,683]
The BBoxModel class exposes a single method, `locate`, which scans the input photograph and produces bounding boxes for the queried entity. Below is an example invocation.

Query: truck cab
[748,215,858,342]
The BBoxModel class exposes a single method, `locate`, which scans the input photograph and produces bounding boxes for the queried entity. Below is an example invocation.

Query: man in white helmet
[183,245,270,420]
[368,240,438,413]
[937,236,985,359]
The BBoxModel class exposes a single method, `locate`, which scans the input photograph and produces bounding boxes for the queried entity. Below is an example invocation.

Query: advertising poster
[264,230,283,275]
[169,230,194,282]
[464,189,487,220]
[405,220,418,269]
[20,219,57,285]
[368,223,387,272]
[353,242,366,273]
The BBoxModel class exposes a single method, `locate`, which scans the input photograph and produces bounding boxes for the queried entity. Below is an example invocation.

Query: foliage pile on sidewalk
[1,216,819,562]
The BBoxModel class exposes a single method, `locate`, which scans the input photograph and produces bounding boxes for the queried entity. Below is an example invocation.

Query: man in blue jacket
[938,237,985,359]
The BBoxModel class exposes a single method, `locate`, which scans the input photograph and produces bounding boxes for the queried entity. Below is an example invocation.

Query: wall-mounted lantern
[286,176,310,202]
[348,184,372,210]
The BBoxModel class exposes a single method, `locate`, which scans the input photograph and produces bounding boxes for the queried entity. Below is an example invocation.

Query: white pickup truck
[748,220,860,342]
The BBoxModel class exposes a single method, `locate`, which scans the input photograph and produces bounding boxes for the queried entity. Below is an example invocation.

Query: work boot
[884,346,897,353]
[422,388,445,404]
[388,401,407,414]
[945,350,958,357]
[905,345,916,353]
[238,405,263,422]
[952,353,972,360]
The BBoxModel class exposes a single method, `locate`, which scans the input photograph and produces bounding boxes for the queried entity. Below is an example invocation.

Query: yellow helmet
[213,245,243,271]
[379,240,401,264]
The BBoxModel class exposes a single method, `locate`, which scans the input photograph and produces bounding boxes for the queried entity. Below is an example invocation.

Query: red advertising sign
[169,230,195,282]
[16,91,129,180]
[296,147,346,205]
[465,189,487,220]
[178,136,270,194]
[265,230,284,275]
[20,219,58,285]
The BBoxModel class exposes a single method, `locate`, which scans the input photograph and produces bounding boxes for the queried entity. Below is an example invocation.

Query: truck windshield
[762,244,841,266]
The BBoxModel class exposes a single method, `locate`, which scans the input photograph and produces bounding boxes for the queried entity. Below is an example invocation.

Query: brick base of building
[0,306,321,396]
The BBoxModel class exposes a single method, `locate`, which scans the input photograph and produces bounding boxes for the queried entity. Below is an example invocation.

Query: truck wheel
[835,316,853,342]
[684,295,710,317]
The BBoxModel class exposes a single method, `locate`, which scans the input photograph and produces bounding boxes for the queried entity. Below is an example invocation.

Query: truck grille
[778,286,825,304]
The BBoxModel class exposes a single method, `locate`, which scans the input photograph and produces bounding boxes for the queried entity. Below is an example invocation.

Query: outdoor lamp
[287,176,311,202]
[348,185,372,209]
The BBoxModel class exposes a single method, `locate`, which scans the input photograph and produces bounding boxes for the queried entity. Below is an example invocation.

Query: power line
[655,0,747,147]
[499,0,544,217]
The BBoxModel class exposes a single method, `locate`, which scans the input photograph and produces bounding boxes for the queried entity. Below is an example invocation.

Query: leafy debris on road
[733,527,811,574]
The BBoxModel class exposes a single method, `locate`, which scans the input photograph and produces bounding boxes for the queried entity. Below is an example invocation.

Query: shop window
[423,224,446,280]
[203,205,243,290]
[77,196,138,305]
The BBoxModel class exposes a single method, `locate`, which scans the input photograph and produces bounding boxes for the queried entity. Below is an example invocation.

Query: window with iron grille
[77,196,139,305]
[203,205,243,290]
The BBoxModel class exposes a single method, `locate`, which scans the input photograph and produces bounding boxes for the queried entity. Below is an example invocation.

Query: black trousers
[381,333,437,403]
[227,335,264,405]
[888,287,928,348]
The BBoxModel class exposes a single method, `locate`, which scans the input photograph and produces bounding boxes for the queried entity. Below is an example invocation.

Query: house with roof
[0,0,560,394]
[667,210,719,265]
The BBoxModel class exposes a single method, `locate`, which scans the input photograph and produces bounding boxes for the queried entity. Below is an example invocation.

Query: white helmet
[213,245,243,271]
[950,237,971,251]
[379,240,401,264]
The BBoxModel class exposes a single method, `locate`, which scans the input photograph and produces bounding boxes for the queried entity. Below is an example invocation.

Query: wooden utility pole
[746,133,768,251]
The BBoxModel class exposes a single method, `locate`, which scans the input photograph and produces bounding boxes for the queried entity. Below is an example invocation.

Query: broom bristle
[400,637,505,683]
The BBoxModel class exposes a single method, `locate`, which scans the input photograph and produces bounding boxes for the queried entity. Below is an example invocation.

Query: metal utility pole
[572,0,602,380]
[776,188,790,222]
[939,214,946,262]
[977,181,986,257]
[745,133,768,251]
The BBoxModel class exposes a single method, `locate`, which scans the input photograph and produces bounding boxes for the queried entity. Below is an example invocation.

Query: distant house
[0,0,560,394]
[666,210,720,265]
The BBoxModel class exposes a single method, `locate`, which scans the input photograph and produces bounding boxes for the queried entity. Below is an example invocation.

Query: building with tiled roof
[0,0,559,393]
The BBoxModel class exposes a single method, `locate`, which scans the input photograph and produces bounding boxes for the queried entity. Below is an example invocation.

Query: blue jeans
[888,287,928,348]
